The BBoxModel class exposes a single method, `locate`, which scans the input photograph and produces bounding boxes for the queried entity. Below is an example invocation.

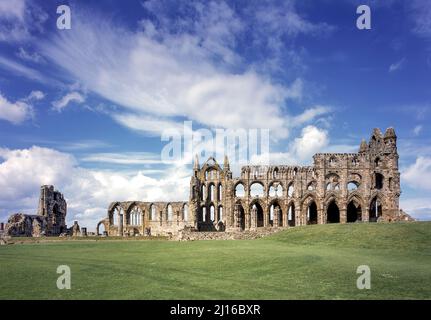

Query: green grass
[1,222,430,300]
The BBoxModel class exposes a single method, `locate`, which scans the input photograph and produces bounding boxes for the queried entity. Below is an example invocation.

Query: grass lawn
[0,222,430,299]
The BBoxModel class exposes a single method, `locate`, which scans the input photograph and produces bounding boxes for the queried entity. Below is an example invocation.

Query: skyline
[1,0,431,229]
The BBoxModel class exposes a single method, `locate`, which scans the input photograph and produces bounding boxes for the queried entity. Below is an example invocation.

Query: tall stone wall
[103,127,414,237]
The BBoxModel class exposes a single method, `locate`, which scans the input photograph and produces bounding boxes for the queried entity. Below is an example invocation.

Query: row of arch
[201,184,223,202]
[232,195,383,230]
[233,181,361,198]
[109,203,189,226]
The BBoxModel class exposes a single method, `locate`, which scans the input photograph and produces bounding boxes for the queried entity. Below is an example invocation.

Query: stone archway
[307,201,318,225]
[97,220,106,235]
[369,197,382,222]
[251,202,264,227]
[327,201,340,223]
[287,203,295,227]
[347,201,362,222]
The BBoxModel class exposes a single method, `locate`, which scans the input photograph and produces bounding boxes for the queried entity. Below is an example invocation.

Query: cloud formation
[0,146,190,230]
[0,92,33,124]
[40,2,331,139]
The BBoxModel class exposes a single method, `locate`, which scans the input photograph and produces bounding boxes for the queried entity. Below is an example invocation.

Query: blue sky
[0,0,430,229]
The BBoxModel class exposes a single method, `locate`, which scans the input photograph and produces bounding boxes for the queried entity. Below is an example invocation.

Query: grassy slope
[0,222,430,300]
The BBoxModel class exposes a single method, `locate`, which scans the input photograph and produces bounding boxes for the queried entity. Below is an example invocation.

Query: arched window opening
[288,184,294,197]
[209,184,215,201]
[348,182,359,191]
[347,201,362,223]
[334,184,340,190]
[288,204,295,227]
[201,207,207,222]
[218,206,223,221]
[326,183,332,191]
[167,204,173,221]
[210,205,215,222]
[307,182,315,191]
[113,206,124,226]
[369,198,382,222]
[269,184,283,197]
[235,183,245,197]
[307,202,318,225]
[150,204,156,221]
[327,201,340,223]
[374,157,381,168]
[129,206,142,226]
[250,183,264,197]
[218,184,222,201]
[270,205,274,225]
[252,203,264,228]
[375,173,384,189]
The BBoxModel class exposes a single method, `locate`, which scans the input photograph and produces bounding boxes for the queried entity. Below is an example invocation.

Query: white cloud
[0,92,33,124]
[292,125,329,161]
[40,5,331,140]
[403,156,431,191]
[0,55,48,83]
[411,0,431,38]
[389,58,405,72]
[413,125,422,136]
[0,146,190,231]
[81,152,163,165]
[52,92,85,112]
[16,47,44,63]
[0,0,26,21]
[0,0,47,42]
[400,197,431,221]
[27,90,44,101]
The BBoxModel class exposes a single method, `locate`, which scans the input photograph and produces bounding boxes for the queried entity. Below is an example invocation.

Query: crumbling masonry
[5,185,67,237]
[100,127,414,237]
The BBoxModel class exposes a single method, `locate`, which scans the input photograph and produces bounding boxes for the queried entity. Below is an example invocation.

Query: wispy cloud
[52,92,86,112]
[40,3,332,140]
[389,58,406,73]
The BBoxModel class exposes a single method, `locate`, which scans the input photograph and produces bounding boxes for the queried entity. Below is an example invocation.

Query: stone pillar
[118,214,123,236]
[251,207,257,229]
[362,207,369,222]
[233,204,240,230]
[318,208,324,224]
[295,207,302,226]
[340,207,347,224]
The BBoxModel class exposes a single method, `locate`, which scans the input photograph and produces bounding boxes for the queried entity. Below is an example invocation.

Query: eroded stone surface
[5,186,67,237]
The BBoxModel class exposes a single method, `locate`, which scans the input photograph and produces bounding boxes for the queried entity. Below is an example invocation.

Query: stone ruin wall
[103,127,414,237]
[5,185,68,237]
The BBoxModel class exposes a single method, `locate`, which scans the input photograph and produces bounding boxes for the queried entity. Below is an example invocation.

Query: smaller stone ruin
[5,185,70,237]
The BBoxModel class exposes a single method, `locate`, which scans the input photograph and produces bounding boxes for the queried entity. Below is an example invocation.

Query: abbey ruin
[4,185,68,237]
[99,127,414,237]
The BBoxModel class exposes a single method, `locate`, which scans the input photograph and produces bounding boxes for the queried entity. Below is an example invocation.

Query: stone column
[340,207,347,224]
[118,213,123,236]
[251,207,257,229]
[233,204,240,230]
[318,208,324,224]
[295,207,302,226]
[273,206,280,228]
[362,207,369,222]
